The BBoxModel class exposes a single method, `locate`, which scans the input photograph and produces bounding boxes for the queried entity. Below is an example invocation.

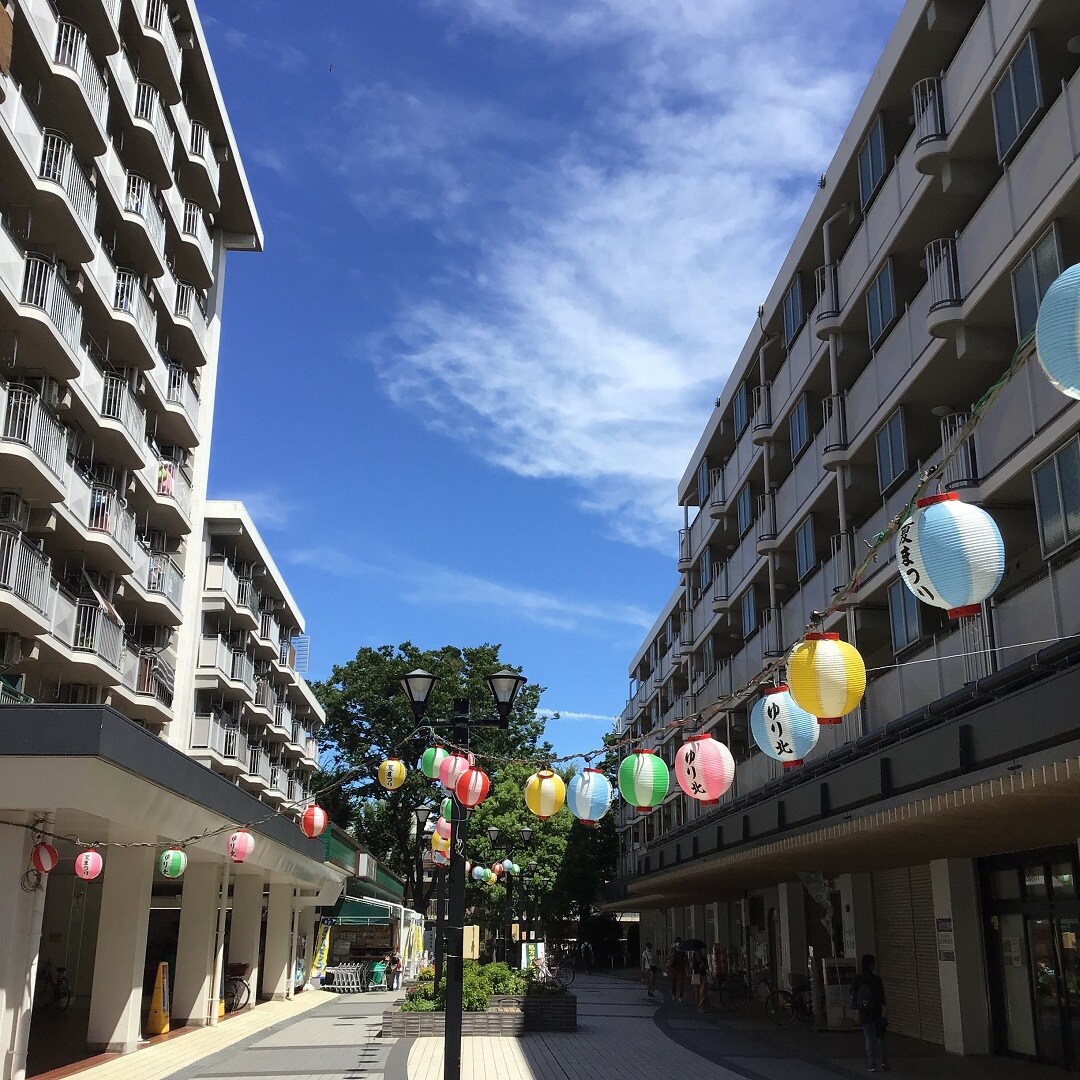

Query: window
[783,275,805,347]
[703,635,715,677]
[736,485,753,536]
[741,588,757,638]
[697,547,712,595]
[876,408,907,491]
[789,394,810,460]
[696,457,710,506]
[866,260,896,347]
[733,381,749,437]
[888,578,921,652]
[1033,436,1080,556]
[858,115,887,208]
[795,516,816,580]
[1012,224,1061,341]
[993,35,1042,161]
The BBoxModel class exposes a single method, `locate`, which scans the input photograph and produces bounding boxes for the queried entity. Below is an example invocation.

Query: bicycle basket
[226,963,251,978]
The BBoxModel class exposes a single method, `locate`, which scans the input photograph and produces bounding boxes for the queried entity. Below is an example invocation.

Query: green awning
[327,896,394,925]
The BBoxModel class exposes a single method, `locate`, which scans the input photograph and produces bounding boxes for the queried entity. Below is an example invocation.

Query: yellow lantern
[787,632,866,725]
[524,769,566,821]
[378,758,407,790]
[431,831,451,854]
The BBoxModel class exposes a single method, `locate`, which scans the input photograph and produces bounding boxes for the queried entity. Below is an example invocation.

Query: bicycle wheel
[719,976,749,1011]
[555,964,575,988]
[233,979,250,1011]
[765,989,796,1025]
[55,982,72,1012]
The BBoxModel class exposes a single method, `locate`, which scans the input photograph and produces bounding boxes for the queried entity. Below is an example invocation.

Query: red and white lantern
[301,805,328,839]
[455,766,491,809]
[31,843,59,874]
[674,734,736,804]
[439,753,472,794]
[228,829,255,863]
[74,850,103,880]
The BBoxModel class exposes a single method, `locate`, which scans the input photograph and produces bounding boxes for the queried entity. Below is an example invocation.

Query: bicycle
[765,980,815,1026]
[719,968,777,1012]
[223,963,250,1012]
[35,958,72,1011]
[529,955,575,989]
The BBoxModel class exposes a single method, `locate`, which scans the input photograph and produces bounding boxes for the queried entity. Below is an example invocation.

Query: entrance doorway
[982,848,1080,1068]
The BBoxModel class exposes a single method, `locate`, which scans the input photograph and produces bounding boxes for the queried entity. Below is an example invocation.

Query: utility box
[464,924,480,960]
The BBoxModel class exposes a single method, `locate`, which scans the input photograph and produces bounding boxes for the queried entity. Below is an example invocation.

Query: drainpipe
[759,339,778,617]
[209,863,230,1026]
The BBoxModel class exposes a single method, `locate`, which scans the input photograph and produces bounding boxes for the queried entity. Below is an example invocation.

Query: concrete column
[86,845,155,1054]
[0,826,49,1080]
[227,875,264,1006]
[173,862,222,1026]
[778,882,808,985]
[262,884,294,1002]
[838,873,876,960]
[931,859,991,1055]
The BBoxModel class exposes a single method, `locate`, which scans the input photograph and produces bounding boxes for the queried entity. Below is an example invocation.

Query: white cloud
[212,488,298,531]
[204,18,308,74]
[289,545,655,634]
[539,709,618,723]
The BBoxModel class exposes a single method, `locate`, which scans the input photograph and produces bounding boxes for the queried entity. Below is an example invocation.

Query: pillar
[838,873,875,959]
[172,861,222,1026]
[261,884,294,1002]
[778,882,808,985]
[931,859,991,1055]
[86,846,155,1053]
[0,825,49,1080]
[227,875,264,1006]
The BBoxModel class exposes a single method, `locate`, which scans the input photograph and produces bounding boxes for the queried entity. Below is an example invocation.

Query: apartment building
[608,0,1080,1068]
[0,3,344,1077]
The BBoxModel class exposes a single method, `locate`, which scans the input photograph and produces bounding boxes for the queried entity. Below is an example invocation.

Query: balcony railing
[925,238,962,312]
[913,76,947,147]
[815,263,840,321]
[0,528,51,613]
[279,638,296,670]
[712,562,730,605]
[142,0,182,83]
[268,757,288,796]
[71,598,123,667]
[260,610,280,644]
[199,634,231,676]
[122,648,174,706]
[182,199,212,261]
[3,384,68,478]
[708,465,726,514]
[188,120,220,193]
[151,458,192,519]
[939,411,977,490]
[190,712,246,765]
[39,133,97,231]
[253,677,275,710]
[174,281,210,350]
[756,490,777,542]
[751,383,771,434]
[146,551,183,608]
[231,649,255,690]
[304,736,318,762]
[99,373,145,444]
[87,483,136,554]
[247,743,272,784]
[828,532,857,596]
[821,393,847,454]
[134,81,174,164]
[113,268,157,346]
[165,362,199,422]
[54,21,107,125]
[0,683,34,705]
[761,606,784,658]
[678,528,691,567]
[236,578,261,620]
[125,173,166,254]
[22,255,82,352]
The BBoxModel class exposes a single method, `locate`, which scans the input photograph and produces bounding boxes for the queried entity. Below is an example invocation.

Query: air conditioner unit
[0,493,30,531]
[0,632,23,666]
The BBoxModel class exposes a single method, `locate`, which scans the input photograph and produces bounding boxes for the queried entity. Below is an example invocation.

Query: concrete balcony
[114,647,174,726]
[111,53,174,188]
[161,271,212,366]
[677,528,692,574]
[750,383,773,446]
[179,200,214,287]
[925,238,963,338]
[1,381,70,504]
[172,103,221,212]
[814,263,841,339]
[912,76,948,176]
[256,610,281,660]
[49,590,124,677]
[112,268,159,369]
[123,545,184,625]
[143,358,199,447]
[134,0,183,103]
[245,677,277,728]
[203,556,260,631]
[0,527,52,636]
[124,173,167,274]
[189,711,247,774]
[707,465,727,519]
[69,358,146,470]
[266,757,290,802]
[242,742,272,791]
[196,635,255,700]
[827,532,857,599]
[820,394,849,470]
[755,490,779,555]
[58,471,137,574]
[134,454,193,533]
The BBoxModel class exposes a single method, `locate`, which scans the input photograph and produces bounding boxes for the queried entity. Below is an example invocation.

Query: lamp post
[413,806,439,984]
[400,666,527,1080]
[486,824,532,967]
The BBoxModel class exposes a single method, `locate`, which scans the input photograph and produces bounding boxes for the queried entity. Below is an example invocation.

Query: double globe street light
[486,824,532,967]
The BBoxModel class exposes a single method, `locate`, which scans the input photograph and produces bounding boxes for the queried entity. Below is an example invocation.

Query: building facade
[610,0,1080,1069]
[0,3,344,1078]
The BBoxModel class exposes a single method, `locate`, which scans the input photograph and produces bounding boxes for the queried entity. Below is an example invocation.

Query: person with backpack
[849,954,888,1072]
[579,940,594,974]
[667,938,688,1003]
[641,941,658,997]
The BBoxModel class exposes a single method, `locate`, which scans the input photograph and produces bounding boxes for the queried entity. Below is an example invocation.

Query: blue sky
[202,0,901,759]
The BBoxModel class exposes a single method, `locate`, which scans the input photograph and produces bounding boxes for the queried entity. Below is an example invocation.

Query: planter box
[382,992,576,1037]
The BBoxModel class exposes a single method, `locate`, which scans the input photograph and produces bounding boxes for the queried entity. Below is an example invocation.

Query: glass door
[1028,918,1066,1066]
[1059,918,1080,1067]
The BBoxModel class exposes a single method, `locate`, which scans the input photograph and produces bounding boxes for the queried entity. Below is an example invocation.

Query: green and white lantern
[618,749,669,812]
[421,746,449,781]
[160,849,187,879]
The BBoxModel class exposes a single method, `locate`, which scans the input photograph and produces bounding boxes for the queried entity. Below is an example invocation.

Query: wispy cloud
[539,709,618,723]
[203,18,308,74]
[247,145,292,179]
[289,545,654,633]
[212,488,299,532]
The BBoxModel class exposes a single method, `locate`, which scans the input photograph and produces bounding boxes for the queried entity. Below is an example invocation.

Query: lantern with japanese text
[1035,263,1080,399]
[456,766,491,809]
[74,850,103,880]
[431,831,451,854]
[439,753,472,794]
[674,734,735,804]
[378,758,407,791]
[31,843,58,874]
[159,849,187,879]
[618,749,670,812]
[750,686,819,769]
[524,769,566,820]
[895,493,1004,617]
[301,805,328,839]
[787,633,867,725]
[228,830,255,863]
[422,746,448,781]
[566,768,613,825]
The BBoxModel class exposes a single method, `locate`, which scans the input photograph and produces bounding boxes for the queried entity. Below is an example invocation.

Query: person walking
[580,940,594,974]
[668,938,688,1003]
[849,953,888,1072]
[691,947,710,1010]
[390,949,403,991]
[641,941,658,997]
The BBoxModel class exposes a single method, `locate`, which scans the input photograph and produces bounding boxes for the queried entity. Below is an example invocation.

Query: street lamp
[413,806,442,985]
[486,825,533,967]
[401,666,528,1080]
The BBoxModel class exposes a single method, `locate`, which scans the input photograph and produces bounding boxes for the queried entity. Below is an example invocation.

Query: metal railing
[100,373,145,444]
[54,21,107,124]
[165,362,199,422]
[960,609,994,684]
[236,578,261,620]
[0,528,50,613]
[279,638,296,669]
[146,551,184,608]
[142,0,183,82]
[190,713,246,764]
[3,385,68,477]
[188,120,220,193]
[828,532,857,596]
[88,484,136,554]
[712,562,730,605]
[0,683,34,705]
[113,268,157,346]
[125,173,166,254]
[134,81,173,163]
[268,757,288,796]
[756,491,777,541]
[254,677,275,710]
[152,459,192,519]
[913,76,947,147]
[815,263,840,321]
[22,255,82,352]
[751,383,771,433]
[231,649,255,690]
[174,281,210,350]
[71,598,123,667]
[678,528,691,566]
[708,465,726,513]
[761,607,784,658]
[247,743,272,784]
[182,199,212,260]
[925,238,962,312]
[940,411,977,490]
[39,133,97,230]
[122,649,174,706]
[260,611,280,644]
[821,394,847,454]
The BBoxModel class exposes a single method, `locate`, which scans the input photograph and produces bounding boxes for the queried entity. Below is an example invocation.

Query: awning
[327,897,394,926]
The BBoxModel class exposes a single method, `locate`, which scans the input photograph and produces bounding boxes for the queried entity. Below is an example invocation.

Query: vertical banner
[310,923,331,982]
[146,961,170,1036]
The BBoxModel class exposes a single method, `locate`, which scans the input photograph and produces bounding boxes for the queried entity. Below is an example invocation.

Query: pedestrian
[641,940,658,997]
[668,938,687,1003]
[691,948,710,1009]
[849,953,888,1072]
[390,949,403,991]
[580,940,594,974]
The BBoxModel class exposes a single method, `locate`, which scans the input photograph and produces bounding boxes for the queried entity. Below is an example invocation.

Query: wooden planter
[382,992,576,1037]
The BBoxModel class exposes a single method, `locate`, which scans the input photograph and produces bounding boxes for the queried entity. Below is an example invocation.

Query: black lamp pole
[487,825,532,967]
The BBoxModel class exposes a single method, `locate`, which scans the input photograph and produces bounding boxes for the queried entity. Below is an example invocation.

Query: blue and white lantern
[1035,263,1080,399]
[566,768,613,826]
[750,686,819,770]
[502,858,514,872]
[471,865,485,881]
[896,493,1004,618]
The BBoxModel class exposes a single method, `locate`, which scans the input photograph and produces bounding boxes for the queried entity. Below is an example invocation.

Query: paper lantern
[787,633,866,725]
[566,769,613,825]
[466,860,472,874]
[301,805,328,839]
[674,734,735,804]
[228,830,255,863]
[440,796,455,820]
[472,865,485,881]
[431,831,451,853]
[493,862,504,876]
[378,758,407,790]
[433,850,449,867]
[31,843,58,874]
[435,816,452,840]
[511,862,521,875]
[896,493,1004,617]
[159,849,187,879]
[74,850,103,880]
[524,769,566,820]
[750,686,819,770]
[421,746,449,780]
[1035,263,1080,399]
[502,858,514,872]
[617,749,669,811]
[439,753,471,794]
[456,766,491,808]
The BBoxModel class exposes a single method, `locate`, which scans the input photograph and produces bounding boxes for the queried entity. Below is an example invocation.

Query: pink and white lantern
[74,850,103,880]
[674,734,735,804]
[439,753,472,794]
[228,829,256,863]
[435,816,452,840]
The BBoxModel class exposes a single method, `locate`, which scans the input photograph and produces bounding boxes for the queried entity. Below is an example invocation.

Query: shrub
[418,965,436,980]
[483,962,527,995]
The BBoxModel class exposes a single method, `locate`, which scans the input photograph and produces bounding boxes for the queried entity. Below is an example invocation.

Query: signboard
[821,957,858,1029]
[464,925,480,960]
[522,941,545,970]
[936,917,955,962]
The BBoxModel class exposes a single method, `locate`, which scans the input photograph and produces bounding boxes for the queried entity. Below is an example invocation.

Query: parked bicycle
[529,954,575,989]
[223,963,251,1012]
[35,957,72,1011]
[765,978,815,1026]
[718,967,777,1012]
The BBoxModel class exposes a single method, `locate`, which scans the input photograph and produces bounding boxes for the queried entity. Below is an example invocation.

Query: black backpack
[855,976,880,1009]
